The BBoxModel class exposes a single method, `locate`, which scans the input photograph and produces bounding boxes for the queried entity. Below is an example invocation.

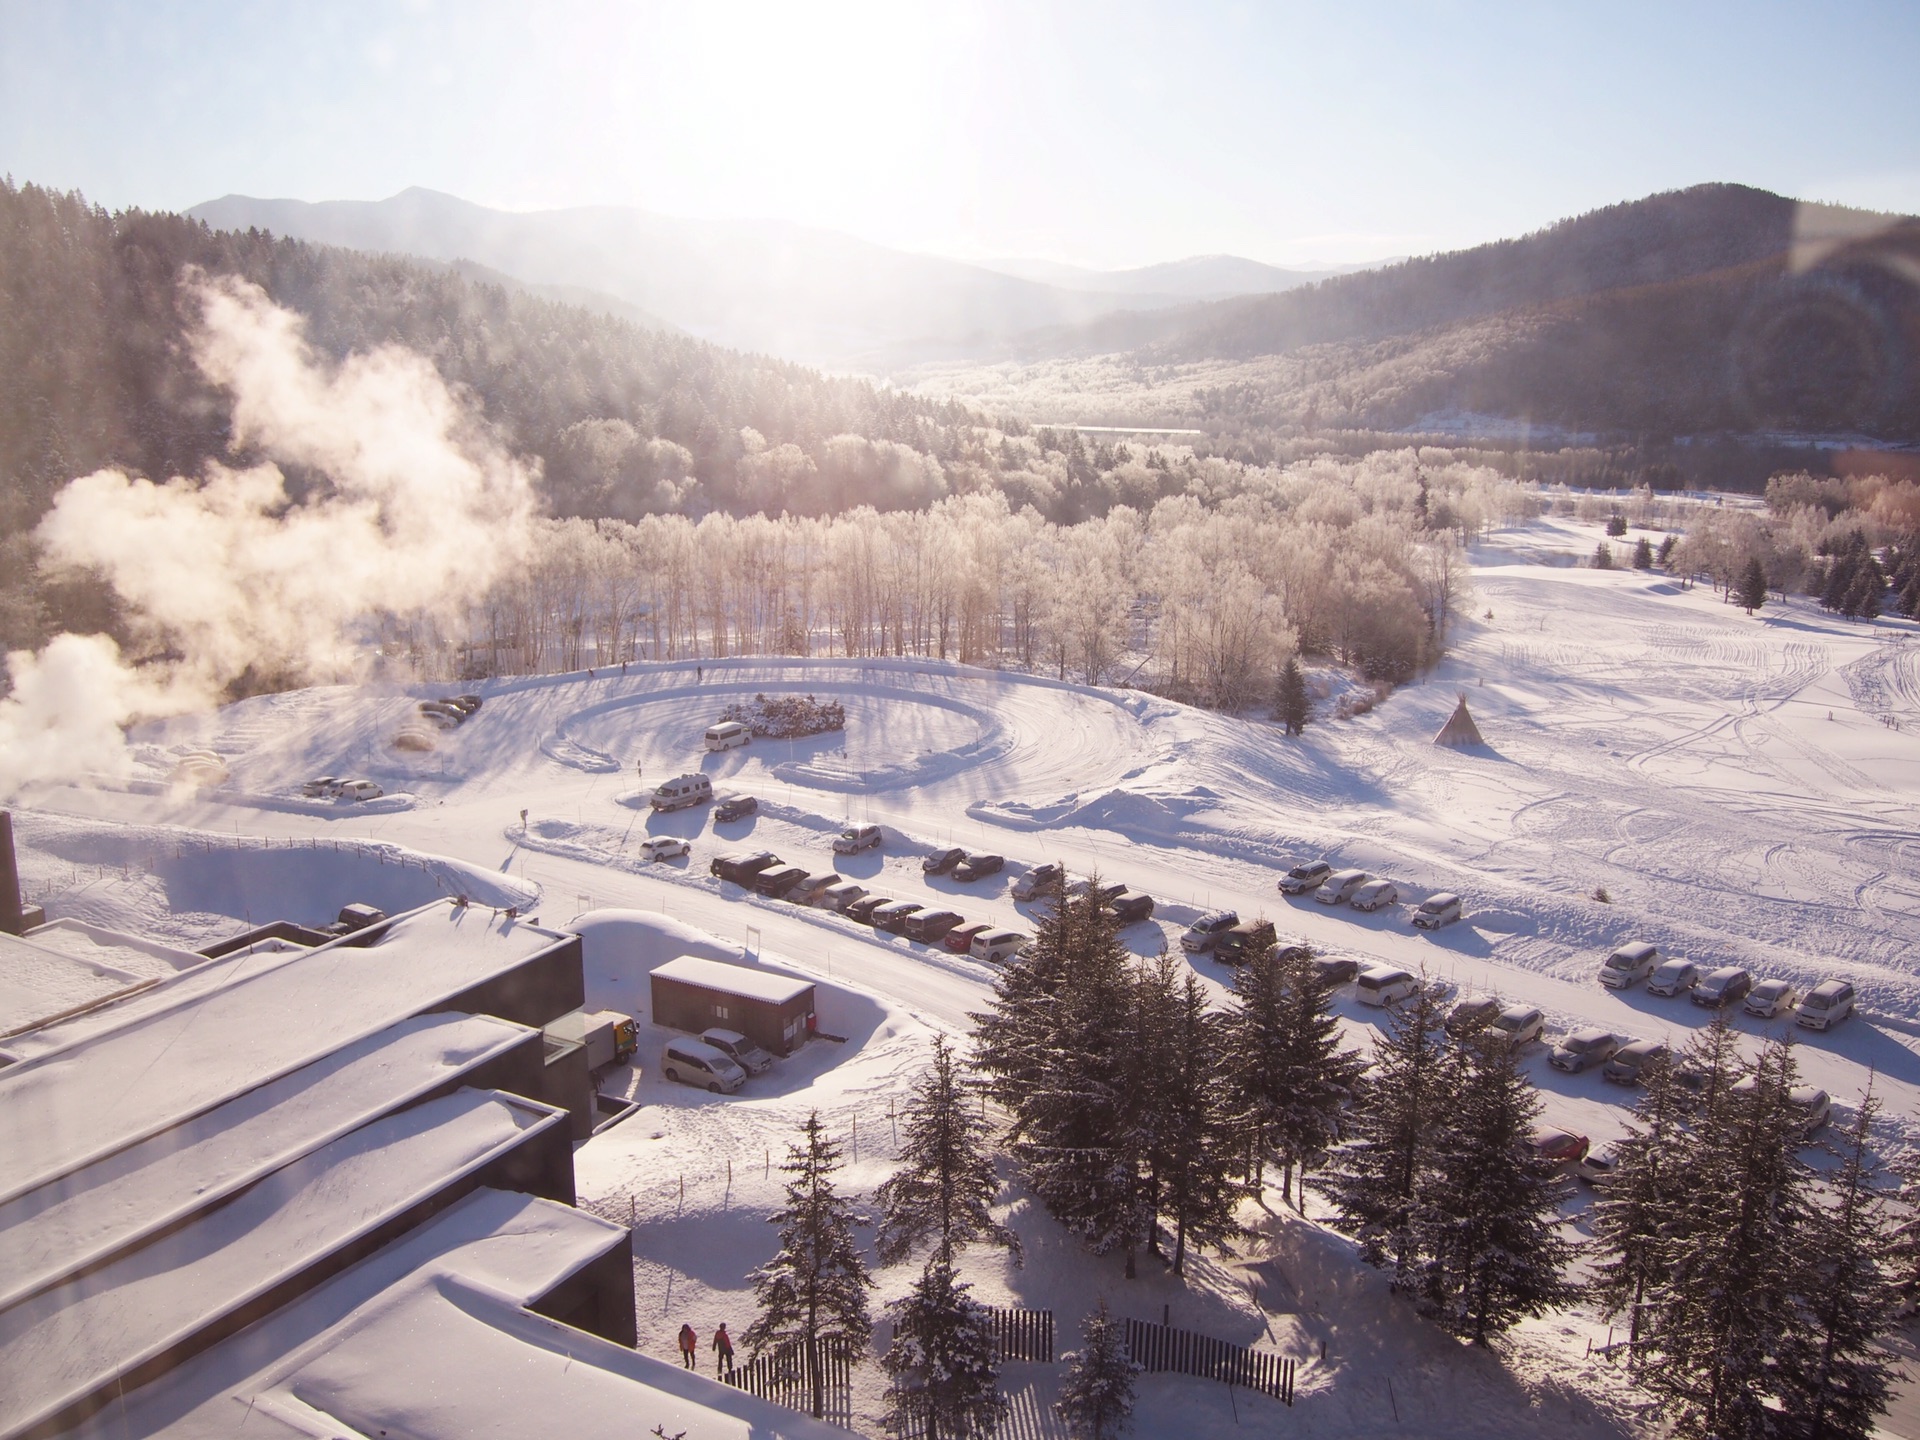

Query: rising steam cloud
[0,273,538,792]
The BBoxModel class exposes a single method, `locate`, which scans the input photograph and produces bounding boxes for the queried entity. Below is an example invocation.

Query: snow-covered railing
[985,1305,1054,1363]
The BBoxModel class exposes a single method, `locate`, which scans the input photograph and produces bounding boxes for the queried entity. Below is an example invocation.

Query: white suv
[833,824,882,855]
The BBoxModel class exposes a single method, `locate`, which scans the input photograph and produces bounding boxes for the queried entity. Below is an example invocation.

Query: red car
[1525,1126,1589,1170]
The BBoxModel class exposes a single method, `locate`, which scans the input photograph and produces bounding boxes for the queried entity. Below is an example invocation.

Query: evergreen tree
[1593,541,1615,570]
[1409,1027,1576,1340]
[1844,562,1883,620]
[1632,536,1655,569]
[1607,513,1628,537]
[1658,533,1678,567]
[744,1112,875,1418]
[1276,655,1310,735]
[1589,1051,1690,1363]
[1226,944,1364,1207]
[1142,957,1244,1274]
[880,1257,1007,1440]
[1893,1150,1920,1317]
[1773,1091,1901,1440]
[875,1034,1020,1267]
[1737,555,1768,614]
[1314,983,1455,1287]
[1056,1300,1139,1440]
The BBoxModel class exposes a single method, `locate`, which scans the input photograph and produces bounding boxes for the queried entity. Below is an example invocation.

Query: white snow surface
[9,513,1920,1438]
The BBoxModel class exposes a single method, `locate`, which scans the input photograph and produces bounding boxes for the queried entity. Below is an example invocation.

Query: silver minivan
[1411,892,1462,929]
[1796,979,1856,1030]
[1315,869,1371,905]
[1646,958,1701,998]
[1599,941,1659,989]
[661,1038,746,1093]
[1355,965,1418,1007]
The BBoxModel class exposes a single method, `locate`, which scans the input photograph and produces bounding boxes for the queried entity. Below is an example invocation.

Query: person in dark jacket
[678,1322,698,1368]
[713,1322,735,1375]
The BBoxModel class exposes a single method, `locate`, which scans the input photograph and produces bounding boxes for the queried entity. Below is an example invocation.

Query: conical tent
[1433,694,1485,748]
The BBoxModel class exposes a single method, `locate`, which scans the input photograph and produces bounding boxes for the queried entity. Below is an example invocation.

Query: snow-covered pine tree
[1633,536,1655,569]
[880,1256,1007,1440]
[1227,944,1364,1207]
[1737,555,1768,614]
[1895,1149,1920,1317]
[1313,982,1455,1288]
[1276,655,1310,735]
[744,1112,875,1418]
[1773,1091,1902,1440]
[1141,957,1243,1274]
[1408,1025,1575,1341]
[875,1033,1020,1267]
[1589,1049,1690,1365]
[969,866,1083,1108]
[1634,1039,1809,1440]
[1056,1299,1139,1440]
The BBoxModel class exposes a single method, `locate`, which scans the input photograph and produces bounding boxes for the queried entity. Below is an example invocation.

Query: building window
[712,1004,729,1021]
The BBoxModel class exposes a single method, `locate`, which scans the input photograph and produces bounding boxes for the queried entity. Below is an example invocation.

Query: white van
[651,773,714,812]
[1796,979,1855,1030]
[1315,869,1371,905]
[1411,893,1462,929]
[340,779,384,802]
[971,930,1027,964]
[1355,965,1419,1007]
[1599,941,1659,990]
[704,721,751,752]
[660,1038,746,1093]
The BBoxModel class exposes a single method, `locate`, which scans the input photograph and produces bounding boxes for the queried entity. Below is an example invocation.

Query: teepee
[1433,694,1485,748]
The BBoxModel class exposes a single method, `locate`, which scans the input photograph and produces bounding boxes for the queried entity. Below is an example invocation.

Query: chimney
[1,812,43,936]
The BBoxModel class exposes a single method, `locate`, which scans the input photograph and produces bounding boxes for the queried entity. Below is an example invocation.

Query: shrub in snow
[719,692,846,738]
[1056,1300,1138,1440]
[880,1257,1006,1440]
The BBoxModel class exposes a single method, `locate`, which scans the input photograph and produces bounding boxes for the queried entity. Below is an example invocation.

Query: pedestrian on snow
[678,1323,698,1368]
[713,1322,734,1375]
[588,667,595,679]
[697,664,703,683]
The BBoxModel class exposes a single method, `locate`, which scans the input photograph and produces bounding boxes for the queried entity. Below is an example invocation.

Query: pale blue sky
[3,0,1915,268]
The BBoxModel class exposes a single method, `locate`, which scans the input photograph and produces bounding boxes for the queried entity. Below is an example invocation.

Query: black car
[1104,891,1155,924]
[1311,955,1360,986]
[714,795,759,822]
[845,894,891,925]
[873,900,926,934]
[904,909,965,943]
[952,852,1005,882]
[751,864,810,899]
[710,850,781,885]
[1211,919,1278,965]
[452,694,482,713]
[923,846,966,875]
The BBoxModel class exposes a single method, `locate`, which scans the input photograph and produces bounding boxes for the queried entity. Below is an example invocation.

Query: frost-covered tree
[1409,1027,1575,1340]
[1056,1300,1139,1440]
[875,1034,1020,1267]
[880,1257,1007,1440]
[1275,655,1310,735]
[1226,944,1364,1207]
[744,1112,875,1418]
[1314,983,1455,1287]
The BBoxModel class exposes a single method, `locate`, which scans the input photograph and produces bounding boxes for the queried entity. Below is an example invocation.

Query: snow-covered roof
[72,1189,851,1440]
[0,1011,535,1314]
[0,1089,564,1440]
[0,901,574,1207]
[0,918,210,1037]
[650,954,814,1006]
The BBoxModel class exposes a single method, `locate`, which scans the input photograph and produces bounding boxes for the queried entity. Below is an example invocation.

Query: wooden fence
[986,1306,1054,1363]
[1122,1318,1295,1405]
[724,1335,854,1423]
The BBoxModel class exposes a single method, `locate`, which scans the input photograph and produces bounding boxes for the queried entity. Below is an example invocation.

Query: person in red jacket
[677,1322,698,1368]
[713,1322,735,1376]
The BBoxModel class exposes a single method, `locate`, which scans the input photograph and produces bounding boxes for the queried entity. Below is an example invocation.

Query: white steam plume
[0,272,537,792]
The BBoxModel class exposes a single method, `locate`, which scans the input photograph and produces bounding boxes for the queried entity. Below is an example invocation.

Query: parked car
[1692,967,1753,1009]
[923,846,966,875]
[751,864,811,899]
[833,824,882,855]
[447,694,482,715]
[945,921,993,954]
[1575,1148,1618,1187]
[713,794,758,822]
[1350,878,1399,912]
[1744,978,1798,1019]
[1355,966,1419,1007]
[300,776,343,797]
[419,700,464,726]
[652,773,714,812]
[1598,941,1660,990]
[872,900,926,934]
[700,1028,774,1075]
[1603,1038,1670,1085]
[1279,860,1333,895]
[660,1039,746,1094]
[1067,878,1127,904]
[1410,892,1463,929]
[639,836,690,862]
[1211,919,1278,966]
[817,881,869,913]
[1490,1005,1546,1047]
[1011,863,1065,901]
[1526,1126,1590,1169]
[1646,958,1702,998]
[788,872,842,906]
[1550,1027,1623,1073]
[1312,955,1360,987]
[971,930,1027,964]
[952,852,1005,882]
[1104,891,1155,925]
[1180,909,1241,954]
[1314,869,1371,905]
[1796,979,1856,1031]
[904,909,965,944]
[710,850,781,885]
[1731,1077,1833,1134]
[844,894,890,925]
[1445,995,1502,1035]
[340,779,384,801]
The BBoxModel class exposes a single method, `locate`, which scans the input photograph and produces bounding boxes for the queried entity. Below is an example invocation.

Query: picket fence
[1123,1318,1295,1405]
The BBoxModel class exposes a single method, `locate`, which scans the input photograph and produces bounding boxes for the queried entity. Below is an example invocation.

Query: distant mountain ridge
[975,253,1380,300]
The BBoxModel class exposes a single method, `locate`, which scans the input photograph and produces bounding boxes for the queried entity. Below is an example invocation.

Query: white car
[300,776,343,797]
[1350,879,1398,912]
[1315,869,1371,905]
[1354,965,1418,1007]
[1490,1005,1545,1047]
[339,779,384,802]
[1410,892,1462,929]
[639,836,690,862]
[1744,978,1798,1019]
[832,824,882,855]
[1795,979,1856,1030]
[970,929,1027,965]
